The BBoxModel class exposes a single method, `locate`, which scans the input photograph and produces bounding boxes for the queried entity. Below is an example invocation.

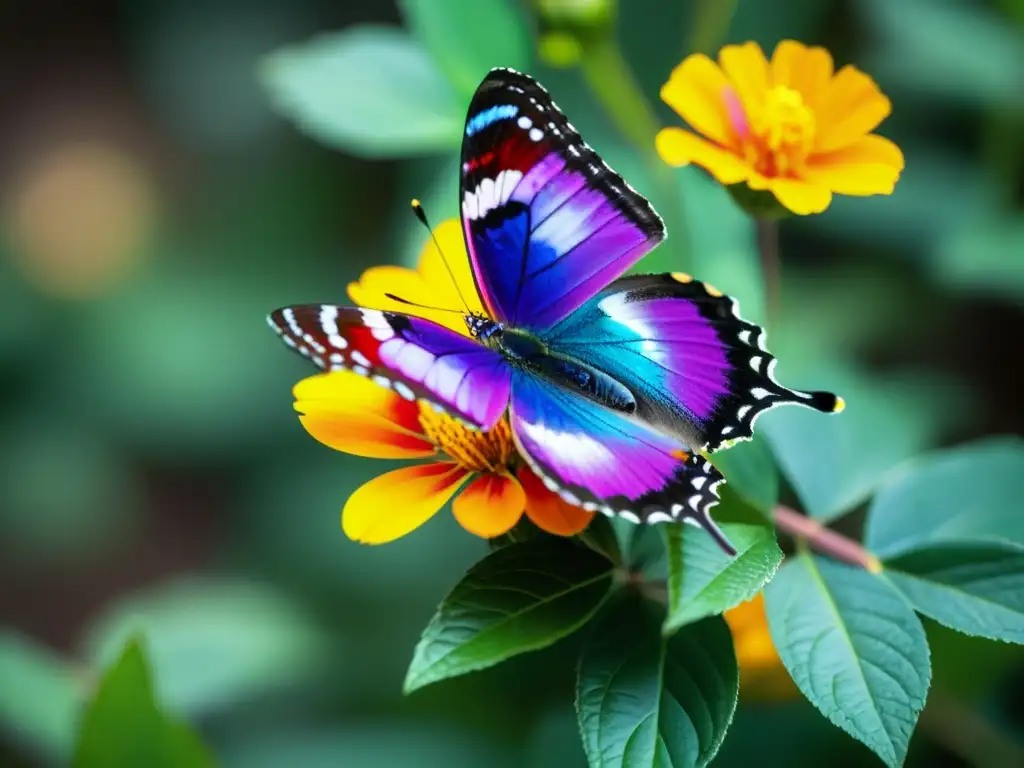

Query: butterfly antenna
[411,199,472,314]
[384,293,465,314]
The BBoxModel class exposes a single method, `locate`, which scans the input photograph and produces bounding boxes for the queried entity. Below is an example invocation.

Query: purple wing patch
[509,370,736,555]
[268,305,512,431]
[543,274,842,451]
[459,68,664,331]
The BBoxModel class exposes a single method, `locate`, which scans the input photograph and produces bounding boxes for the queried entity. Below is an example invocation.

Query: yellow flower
[656,40,905,215]
[723,593,798,701]
[295,218,594,544]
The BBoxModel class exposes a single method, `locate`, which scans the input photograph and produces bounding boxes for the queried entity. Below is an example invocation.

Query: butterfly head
[465,313,503,346]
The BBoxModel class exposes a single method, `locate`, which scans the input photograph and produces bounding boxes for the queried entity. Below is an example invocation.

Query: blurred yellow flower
[295,218,593,544]
[656,40,904,215]
[723,592,798,701]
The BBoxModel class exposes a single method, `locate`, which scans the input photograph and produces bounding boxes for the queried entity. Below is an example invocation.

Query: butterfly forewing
[459,68,665,331]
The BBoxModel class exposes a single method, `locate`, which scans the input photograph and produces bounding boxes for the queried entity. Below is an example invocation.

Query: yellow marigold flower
[295,218,594,544]
[724,593,798,701]
[656,40,905,215]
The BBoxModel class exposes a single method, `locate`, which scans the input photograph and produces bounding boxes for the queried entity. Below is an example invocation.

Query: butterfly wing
[509,370,735,554]
[540,273,842,451]
[460,68,664,331]
[268,305,511,430]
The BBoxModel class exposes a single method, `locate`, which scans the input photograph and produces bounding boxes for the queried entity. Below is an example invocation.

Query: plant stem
[579,35,692,269]
[772,505,882,573]
[687,0,738,55]
[756,218,781,329]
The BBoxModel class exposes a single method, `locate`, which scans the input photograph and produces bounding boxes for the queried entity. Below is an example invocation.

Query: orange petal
[718,42,770,128]
[767,177,833,215]
[519,466,595,536]
[294,372,434,459]
[661,54,735,147]
[417,218,486,320]
[804,134,905,195]
[655,127,752,184]
[342,462,470,544]
[815,65,891,153]
[452,471,525,539]
[770,40,833,111]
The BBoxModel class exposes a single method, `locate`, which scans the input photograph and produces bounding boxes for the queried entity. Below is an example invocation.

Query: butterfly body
[269,68,842,555]
[469,318,638,415]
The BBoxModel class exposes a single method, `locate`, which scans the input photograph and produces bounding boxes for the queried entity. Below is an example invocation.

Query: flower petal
[417,218,486,318]
[718,42,770,127]
[342,462,470,544]
[815,65,892,153]
[347,218,483,335]
[661,54,735,147]
[452,471,525,539]
[804,135,905,195]
[767,177,833,215]
[294,372,434,459]
[770,40,833,111]
[724,594,799,701]
[519,467,595,536]
[655,127,751,184]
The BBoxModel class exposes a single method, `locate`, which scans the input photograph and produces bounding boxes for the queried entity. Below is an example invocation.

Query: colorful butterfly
[268,68,841,555]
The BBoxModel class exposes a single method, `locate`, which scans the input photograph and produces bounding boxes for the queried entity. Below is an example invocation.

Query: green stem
[579,35,692,269]
[687,0,738,55]
[756,218,781,329]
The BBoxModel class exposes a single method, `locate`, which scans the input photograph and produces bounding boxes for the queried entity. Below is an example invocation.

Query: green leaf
[861,0,1024,109]
[710,437,778,513]
[399,0,529,97]
[0,632,81,761]
[934,212,1024,305]
[864,436,1024,558]
[261,26,461,158]
[577,597,738,767]
[762,365,962,522]
[404,539,614,693]
[220,724,516,768]
[884,542,1024,644]
[73,637,213,768]
[764,555,930,767]
[663,523,782,634]
[82,579,327,717]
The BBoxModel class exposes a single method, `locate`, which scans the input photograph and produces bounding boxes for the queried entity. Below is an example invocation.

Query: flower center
[735,85,816,178]
[418,403,515,474]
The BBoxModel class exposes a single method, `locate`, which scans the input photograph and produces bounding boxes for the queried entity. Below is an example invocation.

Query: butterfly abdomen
[498,328,636,414]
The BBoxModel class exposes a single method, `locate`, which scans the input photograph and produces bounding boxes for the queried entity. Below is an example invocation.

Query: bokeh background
[1,0,1022,766]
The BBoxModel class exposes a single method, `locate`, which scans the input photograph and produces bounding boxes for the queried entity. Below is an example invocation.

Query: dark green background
[0,0,1021,765]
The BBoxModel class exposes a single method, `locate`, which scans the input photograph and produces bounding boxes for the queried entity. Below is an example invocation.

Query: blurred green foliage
[1,0,1023,766]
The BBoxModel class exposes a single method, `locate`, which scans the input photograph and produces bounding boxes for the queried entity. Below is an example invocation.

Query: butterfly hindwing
[509,370,736,554]
[460,68,665,331]
[268,305,511,430]
[540,273,842,451]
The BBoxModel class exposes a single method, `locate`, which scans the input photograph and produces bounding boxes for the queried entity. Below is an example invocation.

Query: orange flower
[294,218,594,544]
[656,40,904,215]
[723,593,798,701]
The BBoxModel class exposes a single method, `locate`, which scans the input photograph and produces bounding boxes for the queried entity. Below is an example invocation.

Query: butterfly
[268,68,841,555]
